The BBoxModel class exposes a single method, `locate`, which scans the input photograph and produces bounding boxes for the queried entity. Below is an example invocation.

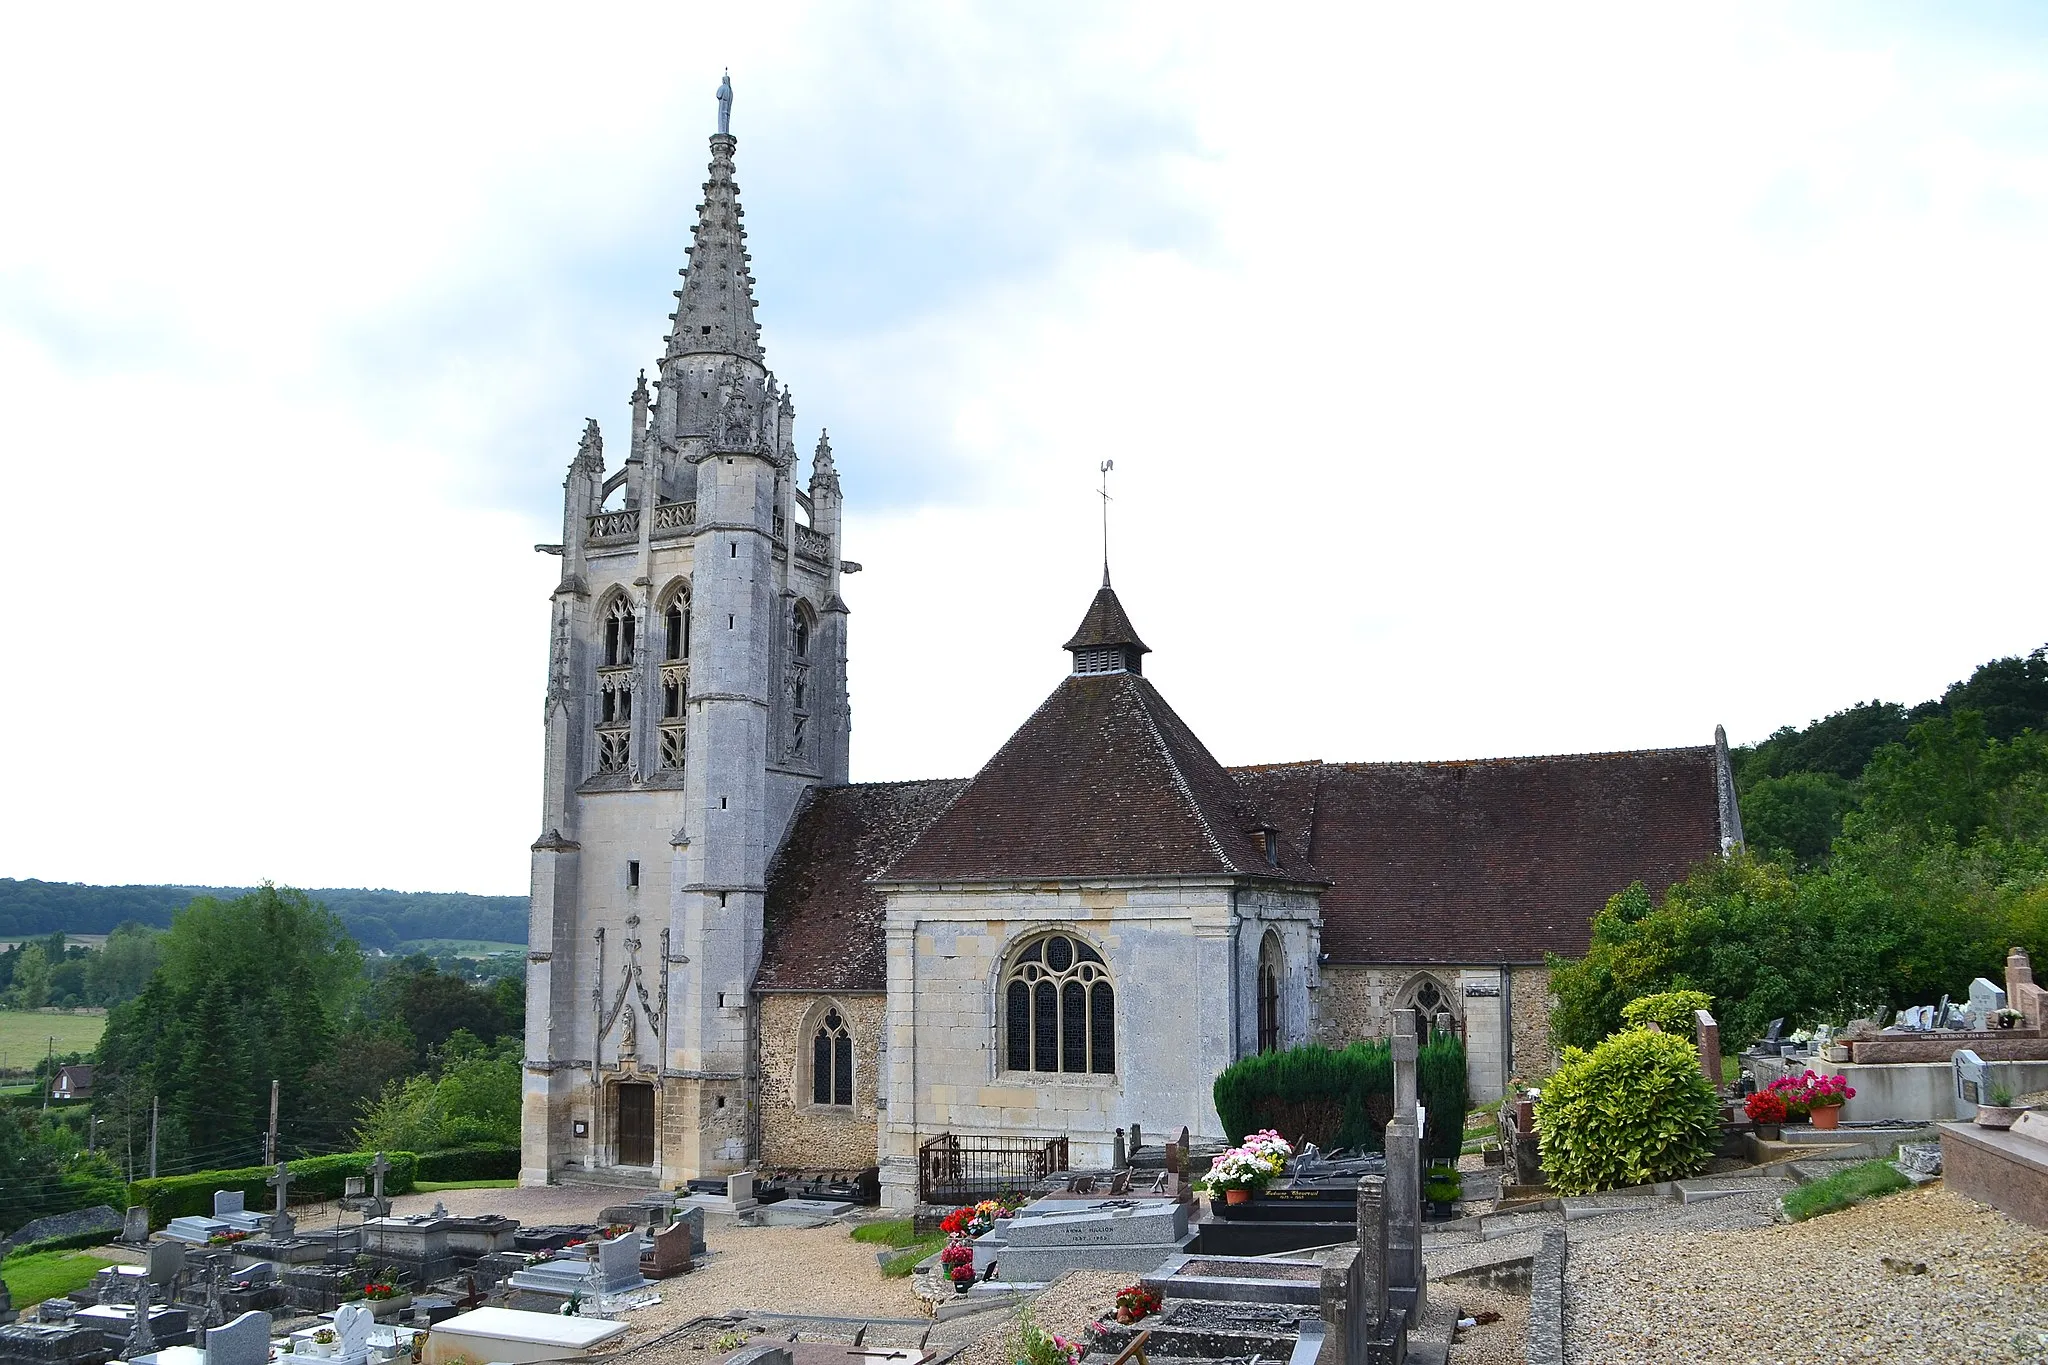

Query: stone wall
[758,991,885,1170]
[1508,965,1555,1081]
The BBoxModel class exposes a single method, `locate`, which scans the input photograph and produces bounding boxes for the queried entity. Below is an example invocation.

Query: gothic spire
[665,77,763,366]
[811,429,839,494]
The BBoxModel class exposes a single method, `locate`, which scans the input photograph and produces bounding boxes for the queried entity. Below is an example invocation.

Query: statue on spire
[716,71,733,135]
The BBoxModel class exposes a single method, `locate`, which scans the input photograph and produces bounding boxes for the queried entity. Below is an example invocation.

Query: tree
[1741,771,1857,866]
[8,941,50,1009]
[94,886,364,1162]
[85,922,163,1007]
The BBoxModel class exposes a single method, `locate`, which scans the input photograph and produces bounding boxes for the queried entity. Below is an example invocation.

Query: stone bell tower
[521,75,853,1187]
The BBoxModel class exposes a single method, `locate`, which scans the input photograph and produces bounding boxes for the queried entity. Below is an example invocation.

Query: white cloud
[2,3,2044,891]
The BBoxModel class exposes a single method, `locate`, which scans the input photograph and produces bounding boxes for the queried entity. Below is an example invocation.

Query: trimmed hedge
[1213,1032,1468,1162]
[1533,1028,1719,1194]
[414,1146,519,1182]
[127,1152,418,1229]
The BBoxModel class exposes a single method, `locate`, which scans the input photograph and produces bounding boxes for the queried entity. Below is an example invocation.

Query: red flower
[1744,1091,1787,1124]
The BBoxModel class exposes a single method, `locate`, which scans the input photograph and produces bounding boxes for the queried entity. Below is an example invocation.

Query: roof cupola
[1063,572,1151,676]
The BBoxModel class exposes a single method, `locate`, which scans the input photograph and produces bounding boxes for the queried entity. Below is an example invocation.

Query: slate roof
[879,671,1323,885]
[1231,748,1723,965]
[756,778,969,992]
[1063,581,1150,656]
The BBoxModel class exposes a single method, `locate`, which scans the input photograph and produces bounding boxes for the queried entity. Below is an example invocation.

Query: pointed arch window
[811,1008,854,1107]
[665,595,689,662]
[603,597,636,667]
[1257,936,1282,1054]
[1002,932,1114,1076]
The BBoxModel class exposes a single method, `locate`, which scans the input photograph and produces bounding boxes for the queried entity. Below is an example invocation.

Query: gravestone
[120,1284,156,1359]
[333,1302,376,1365]
[200,1260,227,1331]
[1937,995,1955,1030]
[1354,1175,1387,1342]
[1694,1009,1723,1085]
[145,1241,185,1293]
[1113,1129,1127,1169]
[1968,978,2009,1029]
[595,1234,649,1295]
[122,1207,151,1245]
[204,1311,270,1365]
[1762,1018,1785,1044]
[1953,1049,1989,1113]
[213,1192,244,1220]
[642,1221,690,1278]
[673,1204,705,1255]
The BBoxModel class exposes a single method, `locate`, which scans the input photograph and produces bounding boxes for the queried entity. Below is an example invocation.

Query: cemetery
[4,981,2048,1365]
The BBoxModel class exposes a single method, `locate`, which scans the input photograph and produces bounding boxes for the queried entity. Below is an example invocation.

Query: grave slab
[757,1199,854,1227]
[421,1308,626,1365]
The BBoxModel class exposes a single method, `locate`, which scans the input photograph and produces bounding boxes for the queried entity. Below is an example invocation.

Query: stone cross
[1385,1009,1423,1320]
[367,1152,392,1202]
[122,1283,156,1359]
[267,1162,296,1218]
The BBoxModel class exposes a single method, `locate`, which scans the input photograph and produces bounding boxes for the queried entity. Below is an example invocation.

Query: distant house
[51,1064,93,1100]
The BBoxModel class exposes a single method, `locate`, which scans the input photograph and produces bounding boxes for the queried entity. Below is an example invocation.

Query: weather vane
[1098,460,1114,587]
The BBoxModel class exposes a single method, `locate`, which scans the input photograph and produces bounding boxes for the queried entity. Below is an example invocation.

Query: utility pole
[42,1035,54,1112]
[148,1095,159,1180]
[266,1079,279,1166]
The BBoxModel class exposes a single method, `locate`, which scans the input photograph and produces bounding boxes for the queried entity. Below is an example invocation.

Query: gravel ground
[944,1271,1130,1365]
[1565,1185,2048,1364]
[1444,1283,1528,1365]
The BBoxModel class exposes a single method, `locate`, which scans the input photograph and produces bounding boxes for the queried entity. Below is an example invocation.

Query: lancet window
[811,1008,854,1107]
[783,601,815,763]
[1002,932,1114,1076]
[658,587,689,772]
[1257,935,1282,1054]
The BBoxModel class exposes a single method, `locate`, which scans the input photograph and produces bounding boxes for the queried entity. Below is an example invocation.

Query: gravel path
[1565,1185,2048,1364]
[943,1272,1130,1365]
[1443,1283,1527,1365]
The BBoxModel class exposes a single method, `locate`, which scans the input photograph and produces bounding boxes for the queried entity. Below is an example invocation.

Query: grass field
[395,939,524,957]
[0,1011,106,1068]
[1,1251,115,1308]
[415,1179,519,1192]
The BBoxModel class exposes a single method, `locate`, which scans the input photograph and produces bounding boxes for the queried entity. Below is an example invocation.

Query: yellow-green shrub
[1534,1028,1719,1194]
[1619,990,1714,1039]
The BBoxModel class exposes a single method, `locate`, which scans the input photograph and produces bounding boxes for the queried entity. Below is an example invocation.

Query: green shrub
[127,1152,417,1229]
[1213,1032,1467,1161]
[413,1146,518,1183]
[1620,991,1714,1038]
[1423,1165,1462,1202]
[1533,1028,1719,1194]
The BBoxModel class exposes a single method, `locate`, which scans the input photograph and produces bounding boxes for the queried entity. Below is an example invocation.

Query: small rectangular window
[627,860,640,889]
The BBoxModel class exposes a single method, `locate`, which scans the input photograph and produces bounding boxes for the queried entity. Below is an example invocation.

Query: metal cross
[1098,459,1115,586]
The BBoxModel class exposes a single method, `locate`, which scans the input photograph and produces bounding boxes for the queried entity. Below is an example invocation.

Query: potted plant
[1195,1130,1292,1206]
[307,1329,337,1359]
[362,1280,411,1318]
[940,1241,975,1294]
[1995,1008,2022,1031]
[1743,1089,1788,1141]
[1802,1072,1855,1130]
[1975,1084,2026,1130]
[1423,1165,1462,1220]
[1113,1284,1161,1324]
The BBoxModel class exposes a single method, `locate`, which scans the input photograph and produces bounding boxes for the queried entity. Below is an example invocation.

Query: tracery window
[665,596,689,661]
[783,602,815,763]
[604,597,636,667]
[811,1008,854,1107]
[1002,932,1114,1076]
[1257,936,1282,1054]
[1403,976,1455,1038]
[657,588,689,771]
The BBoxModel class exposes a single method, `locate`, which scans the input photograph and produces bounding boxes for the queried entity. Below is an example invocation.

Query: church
[519,87,1746,1208]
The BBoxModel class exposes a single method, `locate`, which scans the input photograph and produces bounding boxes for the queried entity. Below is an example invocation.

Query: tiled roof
[881,672,1321,885]
[1231,748,1723,965]
[1063,582,1150,656]
[757,779,969,991]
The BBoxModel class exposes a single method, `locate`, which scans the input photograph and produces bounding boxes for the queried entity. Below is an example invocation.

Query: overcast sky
[3,3,2044,895]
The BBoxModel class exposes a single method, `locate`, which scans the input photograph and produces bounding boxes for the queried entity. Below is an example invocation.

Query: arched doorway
[614,1082,655,1166]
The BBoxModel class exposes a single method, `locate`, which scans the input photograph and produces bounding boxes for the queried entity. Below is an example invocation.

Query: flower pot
[1225,1189,1252,1206]
[952,1279,972,1296]
[1810,1104,1841,1130]
[1755,1124,1782,1142]
[2000,1016,2017,1030]
[1975,1105,2024,1130]
[1426,1200,1456,1221]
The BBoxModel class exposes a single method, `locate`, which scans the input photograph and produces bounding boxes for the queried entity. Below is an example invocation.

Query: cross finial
[1098,460,1115,587]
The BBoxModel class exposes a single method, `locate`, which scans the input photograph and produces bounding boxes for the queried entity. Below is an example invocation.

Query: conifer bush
[1619,990,1714,1038]
[1533,1028,1719,1194]
[1213,1032,1466,1161]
